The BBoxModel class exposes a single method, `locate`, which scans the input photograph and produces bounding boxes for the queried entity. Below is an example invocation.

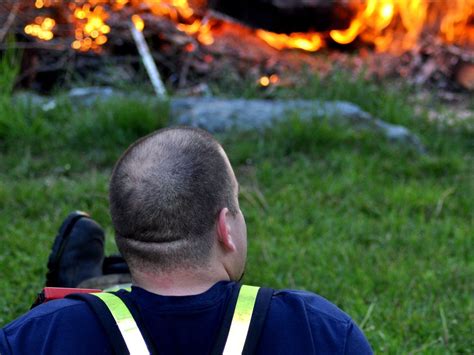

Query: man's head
[109,127,246,281]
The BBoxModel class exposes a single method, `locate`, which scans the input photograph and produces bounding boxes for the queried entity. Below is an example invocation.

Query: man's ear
[217,208,236,252]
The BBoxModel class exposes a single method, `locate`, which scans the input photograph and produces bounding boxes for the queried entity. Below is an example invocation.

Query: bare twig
[16,57,69,84]
[434,187,456,218]
[0,2,20,43]
[439,306,450,347]
[359,302,376,330]
[408,338,442,354]
[178,52,192,88]
[129,22,167,98]
[206,9,249,28]
[0,42,68,51]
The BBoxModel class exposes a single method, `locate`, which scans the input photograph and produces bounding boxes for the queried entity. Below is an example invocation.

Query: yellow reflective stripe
[223,285,259,355]
[103,283,132,292]
[92,292,150,355]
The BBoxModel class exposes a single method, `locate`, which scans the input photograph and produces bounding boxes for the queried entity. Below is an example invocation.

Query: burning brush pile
[1,0,473,92]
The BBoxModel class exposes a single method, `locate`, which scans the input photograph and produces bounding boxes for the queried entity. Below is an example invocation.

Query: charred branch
[208,0,357,33]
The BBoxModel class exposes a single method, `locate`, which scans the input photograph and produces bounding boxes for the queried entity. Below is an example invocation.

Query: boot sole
[45,211,90,286]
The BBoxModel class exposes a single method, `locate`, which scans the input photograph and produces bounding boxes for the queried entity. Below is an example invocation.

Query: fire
[23,0,474,54]
[258,0,474,53]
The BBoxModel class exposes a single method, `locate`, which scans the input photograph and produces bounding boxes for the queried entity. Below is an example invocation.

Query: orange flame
[440,0,474,44]
[142,0,214,45]
[256,30,323,52]
[177,20,214,45]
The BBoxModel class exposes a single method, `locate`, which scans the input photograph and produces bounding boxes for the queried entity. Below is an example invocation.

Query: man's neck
[131,264,232,296]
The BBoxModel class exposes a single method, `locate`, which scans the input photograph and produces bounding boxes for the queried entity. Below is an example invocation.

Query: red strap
[43,287,102,301]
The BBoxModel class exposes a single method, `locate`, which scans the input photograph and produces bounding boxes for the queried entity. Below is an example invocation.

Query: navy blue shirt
[0,281,373,354]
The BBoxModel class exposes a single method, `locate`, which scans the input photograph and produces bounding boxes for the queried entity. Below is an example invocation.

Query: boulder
[171,97,426,153]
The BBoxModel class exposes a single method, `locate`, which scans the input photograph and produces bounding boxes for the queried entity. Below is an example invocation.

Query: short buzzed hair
[109,127,239,273]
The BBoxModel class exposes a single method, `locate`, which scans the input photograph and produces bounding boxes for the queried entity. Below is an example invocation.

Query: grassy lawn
[0,67,472,353]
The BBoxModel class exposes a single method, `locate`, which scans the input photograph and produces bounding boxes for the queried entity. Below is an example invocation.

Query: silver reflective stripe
[223,285,260,355]
[92,292,150,355]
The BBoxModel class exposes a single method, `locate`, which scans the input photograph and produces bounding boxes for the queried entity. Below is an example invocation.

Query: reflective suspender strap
[71,284,272,355]
[66,293,130,355]
[242,287,274,355]
[223,285,260,355]
[210,284,242,355]
[92,292,150,355]
[104,284,132,292]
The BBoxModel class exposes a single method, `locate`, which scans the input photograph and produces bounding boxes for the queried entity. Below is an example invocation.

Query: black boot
[46,211,105,288]
[103,254,130,275]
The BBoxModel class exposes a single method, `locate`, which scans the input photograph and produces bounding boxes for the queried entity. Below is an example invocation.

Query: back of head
[109,127,238,273]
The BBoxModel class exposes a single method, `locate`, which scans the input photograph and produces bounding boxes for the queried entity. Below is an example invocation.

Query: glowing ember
[69,3,111,52]
[24,0,214,51]
[144,0,194,20]
[258,74,280,87]
[24,17,56,41]
[270,74,279,84]
[34,0,58,9]
[259,76,270,87]
[132,14,145,32]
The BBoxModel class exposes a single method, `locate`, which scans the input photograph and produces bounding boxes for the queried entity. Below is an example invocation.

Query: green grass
[228,126,473,353]
[0,65,473,353]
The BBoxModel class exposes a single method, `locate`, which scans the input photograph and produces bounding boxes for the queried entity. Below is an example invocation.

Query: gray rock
[13,91,49,107]
[68,87,115,104]
[171,98,426,153]
[13,87,118,112]
[12,89,426,153]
